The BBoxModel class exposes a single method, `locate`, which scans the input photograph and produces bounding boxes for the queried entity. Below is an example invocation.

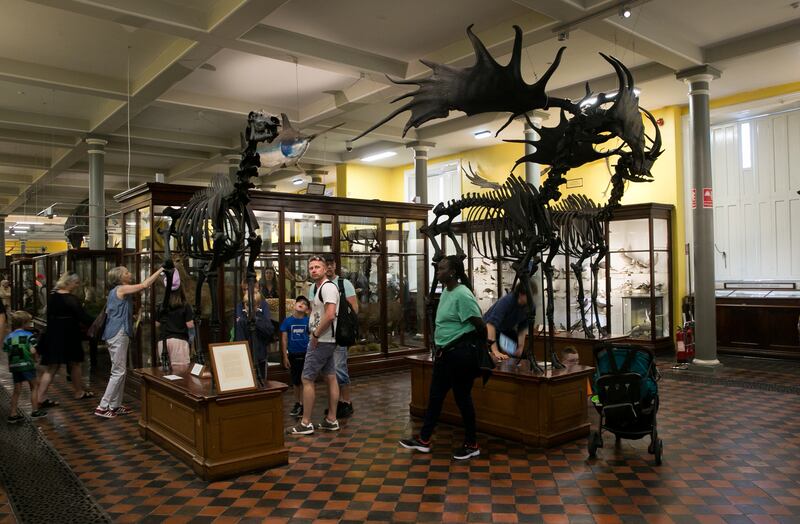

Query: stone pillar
[406,141,435,204]
[521,111,549,187]
[225,154,240,179]
[0,215,6,270]
[676,65,721,366]
[307,168,327,184]
[86,138,107,250]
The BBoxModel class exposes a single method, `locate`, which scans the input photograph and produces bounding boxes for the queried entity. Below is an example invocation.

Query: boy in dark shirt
[3,311,47,423]
[280,296,310,417]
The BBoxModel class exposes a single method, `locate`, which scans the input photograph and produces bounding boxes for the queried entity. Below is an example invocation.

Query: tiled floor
[0,484,16,524]
[1,355,799,523]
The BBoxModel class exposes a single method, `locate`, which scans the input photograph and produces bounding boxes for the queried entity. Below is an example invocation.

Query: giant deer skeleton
[351,25,662,371]
[159,111,281,381]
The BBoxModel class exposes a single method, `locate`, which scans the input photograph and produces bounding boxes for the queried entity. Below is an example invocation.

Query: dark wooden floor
[1,354,799,523]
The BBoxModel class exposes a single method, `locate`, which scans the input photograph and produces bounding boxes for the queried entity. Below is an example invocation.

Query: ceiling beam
[0,108,88,134]
[6,0,282,215]
[239,25,407,78]
[104,140,213,160]
[0,128,79,149]
[154,90,289,120]
[0,55,127,100]
[703,18,800,63]
[0,153,49,170]
[107,126,236,150]
[512,0,703,70]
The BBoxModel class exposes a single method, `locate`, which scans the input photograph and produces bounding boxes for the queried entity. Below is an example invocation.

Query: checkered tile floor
[1,355,799,523]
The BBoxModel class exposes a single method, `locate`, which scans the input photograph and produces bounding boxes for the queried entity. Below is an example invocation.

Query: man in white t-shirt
[289,255,341,435]
[315,253,358,419]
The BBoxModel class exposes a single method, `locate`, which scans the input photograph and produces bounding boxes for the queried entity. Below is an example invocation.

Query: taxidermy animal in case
[256,114,343,171]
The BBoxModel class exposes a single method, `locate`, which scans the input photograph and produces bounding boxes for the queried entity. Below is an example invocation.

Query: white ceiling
[0,0,799,244]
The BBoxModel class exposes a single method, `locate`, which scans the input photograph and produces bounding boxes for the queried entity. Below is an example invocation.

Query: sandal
[76,391,95,400]
[40,399,60,408]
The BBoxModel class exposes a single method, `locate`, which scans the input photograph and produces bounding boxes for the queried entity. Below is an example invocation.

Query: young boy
[280,296,311,417]
[3,311,47,423]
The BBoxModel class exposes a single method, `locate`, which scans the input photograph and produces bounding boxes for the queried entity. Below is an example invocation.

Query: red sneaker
[113,406,133,415]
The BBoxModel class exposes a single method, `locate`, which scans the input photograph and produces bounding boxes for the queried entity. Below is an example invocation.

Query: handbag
[474,339,496,385]
[86,307,107,340]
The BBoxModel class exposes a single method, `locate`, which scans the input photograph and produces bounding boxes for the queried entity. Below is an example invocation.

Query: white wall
[691,108,800,283]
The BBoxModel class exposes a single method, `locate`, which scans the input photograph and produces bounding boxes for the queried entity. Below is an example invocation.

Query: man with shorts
[289,255,340,435]
[317,253,358,419]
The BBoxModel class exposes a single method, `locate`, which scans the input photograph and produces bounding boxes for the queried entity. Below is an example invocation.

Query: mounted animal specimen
[160,111,281,381]
[64,199,109,249]
[352,25,662,371]
[340,227,381,304]
[256,114,343,173]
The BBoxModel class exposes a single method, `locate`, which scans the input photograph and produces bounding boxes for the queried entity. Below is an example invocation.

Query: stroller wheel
[588,430,602,458]
[586,431,597,458]
[654,439,663,465]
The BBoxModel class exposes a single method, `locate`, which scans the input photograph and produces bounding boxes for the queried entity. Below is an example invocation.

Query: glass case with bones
[607,204,672,349]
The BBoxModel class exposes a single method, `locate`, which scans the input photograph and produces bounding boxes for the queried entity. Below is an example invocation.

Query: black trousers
[420,343,477,445]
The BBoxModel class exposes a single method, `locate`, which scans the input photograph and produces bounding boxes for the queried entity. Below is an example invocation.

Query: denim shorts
[12,370,36,384]
[301,342,337,381]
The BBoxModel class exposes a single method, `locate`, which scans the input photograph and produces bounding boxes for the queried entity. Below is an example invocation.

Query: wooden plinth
[408,355,594,448]
[532,332,627,365]
[134,367,289,481]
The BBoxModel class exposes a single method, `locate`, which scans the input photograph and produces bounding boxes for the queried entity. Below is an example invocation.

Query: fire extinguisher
[684,320,695,361]
[676,327,688,363]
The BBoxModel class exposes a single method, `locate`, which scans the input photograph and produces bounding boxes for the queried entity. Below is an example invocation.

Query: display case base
[134,368,288,481]
[408,355,593,448]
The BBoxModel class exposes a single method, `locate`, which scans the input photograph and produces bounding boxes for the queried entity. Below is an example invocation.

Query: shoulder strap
[338,277,345,296]
[620,348,637,373]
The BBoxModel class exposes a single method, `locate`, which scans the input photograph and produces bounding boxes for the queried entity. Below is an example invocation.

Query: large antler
[463,162,502,190]
[350,25,576,143]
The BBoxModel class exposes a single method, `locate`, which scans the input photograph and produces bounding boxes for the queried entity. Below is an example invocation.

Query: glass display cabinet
[115,182,431,381]
[10,257,38,315]
[31,249,123,324]
[607,203,673,352]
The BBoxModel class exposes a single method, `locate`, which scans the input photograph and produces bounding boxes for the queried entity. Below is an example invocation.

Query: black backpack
[315,279,359,346]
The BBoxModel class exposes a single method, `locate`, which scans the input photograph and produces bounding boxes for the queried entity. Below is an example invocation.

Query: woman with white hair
[94,266,162,419]
[37,272,95,407]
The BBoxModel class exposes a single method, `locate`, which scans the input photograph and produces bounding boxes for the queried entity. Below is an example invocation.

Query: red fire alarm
[656,118,664,126]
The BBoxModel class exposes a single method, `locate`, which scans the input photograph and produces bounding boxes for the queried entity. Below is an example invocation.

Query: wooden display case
[716,286,800,359]
[115,183,432,384]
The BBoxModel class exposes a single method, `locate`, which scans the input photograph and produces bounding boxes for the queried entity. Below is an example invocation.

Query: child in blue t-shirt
[280,296,311,418]
[3,311,47,423]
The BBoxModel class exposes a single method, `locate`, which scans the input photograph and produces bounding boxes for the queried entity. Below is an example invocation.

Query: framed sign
[208,341,258,393]
[306,182,326,195]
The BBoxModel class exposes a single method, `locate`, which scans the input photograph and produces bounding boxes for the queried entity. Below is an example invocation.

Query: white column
[406,141,435,204]
[225,153,240,179]
[676,65,721,366]
[86,138,107,250]
[521,111,548,187]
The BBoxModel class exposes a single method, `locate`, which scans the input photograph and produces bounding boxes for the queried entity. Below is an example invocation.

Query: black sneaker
[289,402,303,418]
[6,414,23,424]
[338,401,354,418]
[317,418,340,431]
[30,409,47,419]
[453,444,480,460]
[399,436,431,453]
[288,421,314,435]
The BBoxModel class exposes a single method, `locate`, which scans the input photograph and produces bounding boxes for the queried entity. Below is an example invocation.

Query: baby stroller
[588,343,663,465]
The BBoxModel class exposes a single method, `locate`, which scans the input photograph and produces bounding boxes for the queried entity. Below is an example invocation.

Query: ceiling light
[11,225,29,230]
[473,130,492,139]
[557,31,569,42]
[14,221,42,225]
[361,151,397,162]
[292,177,305,186]
[619,5,631,18]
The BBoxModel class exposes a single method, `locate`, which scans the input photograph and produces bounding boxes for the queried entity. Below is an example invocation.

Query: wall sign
[702,187,713,209]
[691,188,696,209]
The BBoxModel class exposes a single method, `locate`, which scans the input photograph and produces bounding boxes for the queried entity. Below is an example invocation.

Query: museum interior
[0,0,799,522]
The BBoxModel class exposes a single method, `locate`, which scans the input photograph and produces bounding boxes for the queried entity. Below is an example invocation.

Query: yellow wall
[338,163,405,201]
[5,240,68,255]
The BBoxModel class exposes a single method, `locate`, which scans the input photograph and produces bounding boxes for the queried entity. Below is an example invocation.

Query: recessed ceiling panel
[264,0,531,62]
[170,49,358,110]
[0,1,179,81]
